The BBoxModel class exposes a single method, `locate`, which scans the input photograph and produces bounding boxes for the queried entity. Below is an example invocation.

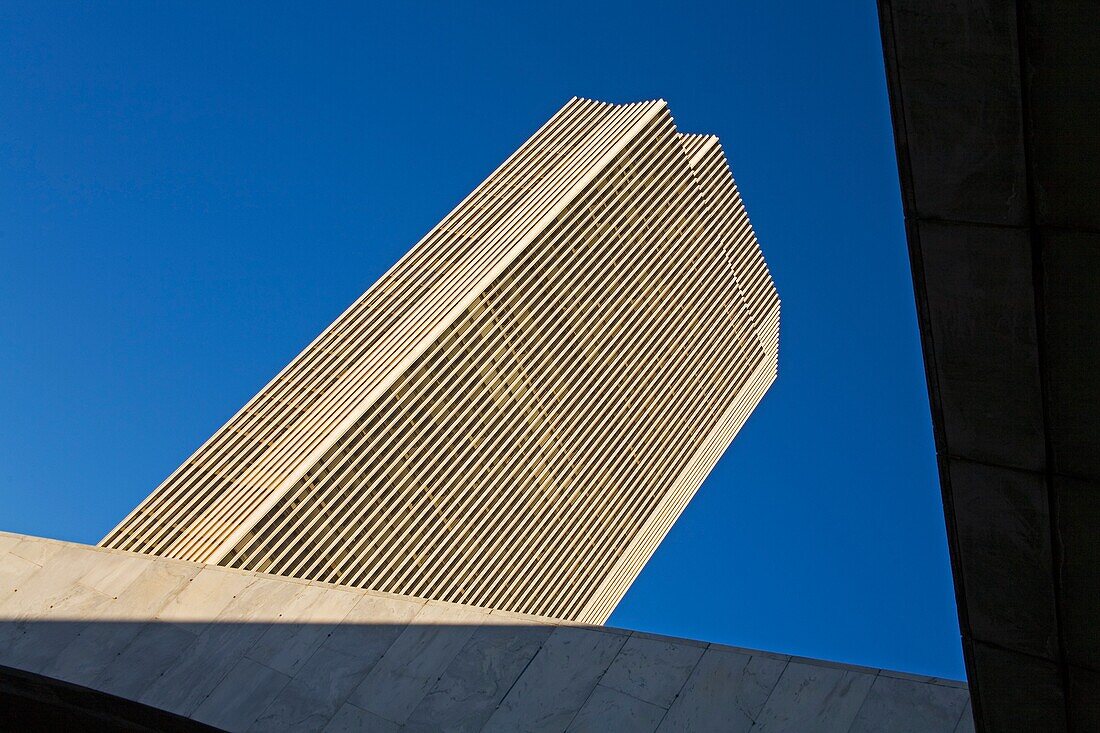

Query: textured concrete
[0,533,971,731]
[878,2,1100,729]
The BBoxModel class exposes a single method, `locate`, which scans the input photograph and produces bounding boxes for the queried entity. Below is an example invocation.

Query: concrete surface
[878,2,1100,730]
[0,532,971,732]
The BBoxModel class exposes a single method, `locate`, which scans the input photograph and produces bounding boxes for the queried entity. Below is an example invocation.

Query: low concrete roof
[0,532,970,731]
[877,2,1100,730]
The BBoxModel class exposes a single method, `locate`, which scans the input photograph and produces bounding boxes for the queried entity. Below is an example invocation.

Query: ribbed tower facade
[101,98,780,623]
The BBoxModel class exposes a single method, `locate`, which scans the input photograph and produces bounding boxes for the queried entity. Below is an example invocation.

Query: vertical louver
[101,98,780,623]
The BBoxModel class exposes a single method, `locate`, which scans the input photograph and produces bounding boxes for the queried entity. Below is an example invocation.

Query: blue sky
[0,2,962,678]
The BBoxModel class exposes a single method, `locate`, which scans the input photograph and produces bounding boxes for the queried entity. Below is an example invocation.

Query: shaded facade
[100,98,779,623]
[878,2,1100,729]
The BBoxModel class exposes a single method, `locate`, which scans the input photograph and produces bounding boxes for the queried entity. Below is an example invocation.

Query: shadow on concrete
[1,661,218,731]
[0,618,974,733]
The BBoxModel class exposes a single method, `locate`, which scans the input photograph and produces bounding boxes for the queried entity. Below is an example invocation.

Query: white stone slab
[87,556,201,621]
[849,673,970,732]
[155,566,257,628]
[41,620,149,688]
[0,551,42,599]
[322,702,401,732]
[7,537,63,567]
[2,615,90,676]
[250,645,380,733]
[192,656,292,732]
[140,576,304,715]
[92,621,198,700]
[38,556,202,686]
[249,591,429,730]
[246,582,360,677]
[0,533,23,555]
[0,544,106,618]
[347,600,490,723]
[567,683,667,732]
[406,622,553,733]
[750,661,876,732]
[657,647,787,733]
[599,634,705,708]
[77,551,155,598]
[320,591,425,677]
[482,625,628,733]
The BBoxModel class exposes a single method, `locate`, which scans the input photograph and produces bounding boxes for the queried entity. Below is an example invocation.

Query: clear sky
[0,2,963,679]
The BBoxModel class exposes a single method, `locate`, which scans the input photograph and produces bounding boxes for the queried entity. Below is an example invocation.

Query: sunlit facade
[101,98,779,623]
